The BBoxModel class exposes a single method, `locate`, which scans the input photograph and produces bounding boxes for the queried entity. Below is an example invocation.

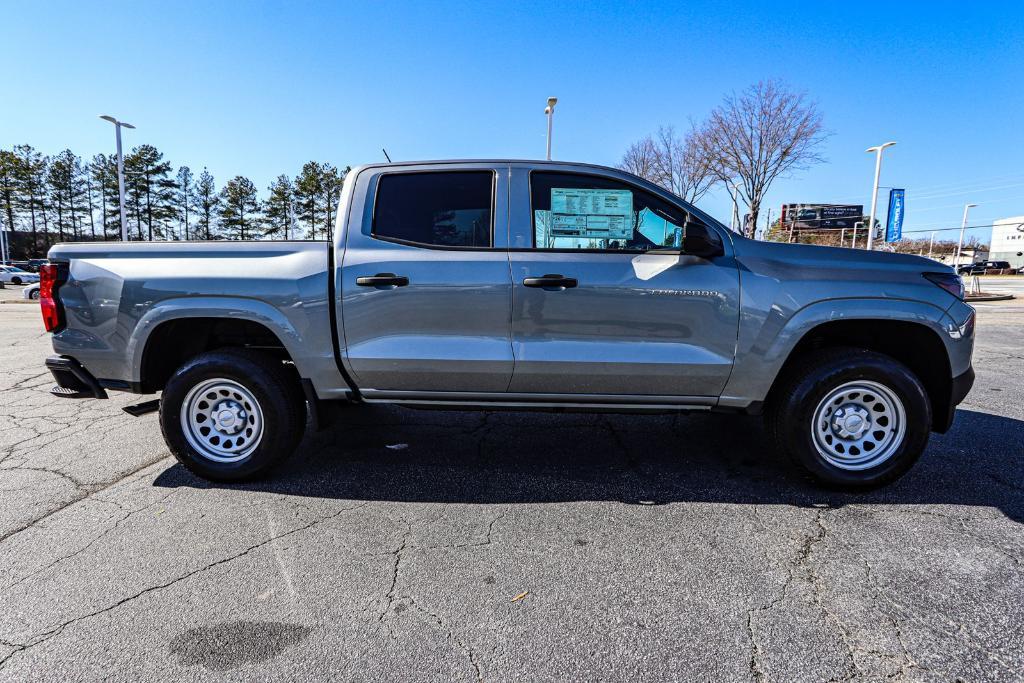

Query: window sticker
[549,188,633,240]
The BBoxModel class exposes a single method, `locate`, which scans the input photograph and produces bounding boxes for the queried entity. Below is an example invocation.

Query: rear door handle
[355,273,409,288]
[523,274,578,290]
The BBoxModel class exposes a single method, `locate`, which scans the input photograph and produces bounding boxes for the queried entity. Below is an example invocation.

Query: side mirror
[682,223,724,259]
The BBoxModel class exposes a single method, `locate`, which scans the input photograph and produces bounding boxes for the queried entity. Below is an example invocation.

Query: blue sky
[3,0,1022,244]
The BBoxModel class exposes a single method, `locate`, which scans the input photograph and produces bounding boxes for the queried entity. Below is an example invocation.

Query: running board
[123,399,161,417]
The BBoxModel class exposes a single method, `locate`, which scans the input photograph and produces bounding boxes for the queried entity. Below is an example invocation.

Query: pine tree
[218,176,261,240]
[321,164,347,241]
[13,146,48,255]
[0,150,18,234]
[195,168,219,240]
[175,166,195,240]
[124,145,176,240]
[47,150,88,241]
[264,175,295,239]
[293,161,324,239]
[89,154,118,239]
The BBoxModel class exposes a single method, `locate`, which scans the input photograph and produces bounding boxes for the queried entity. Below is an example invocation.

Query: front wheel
[11,277,21,285]
[765,348,932,489]
[159,348,306,481]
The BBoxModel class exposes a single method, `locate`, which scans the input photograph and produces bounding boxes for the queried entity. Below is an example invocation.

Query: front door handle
[523,274,578,290]
[355,273,409,288]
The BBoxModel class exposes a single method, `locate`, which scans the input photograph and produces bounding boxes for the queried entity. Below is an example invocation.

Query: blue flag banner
[886,188,905,242]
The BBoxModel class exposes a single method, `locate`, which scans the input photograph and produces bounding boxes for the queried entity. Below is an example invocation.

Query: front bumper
[45,355,108,399]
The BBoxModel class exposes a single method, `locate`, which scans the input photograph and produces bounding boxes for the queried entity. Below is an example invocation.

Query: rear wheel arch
[140,317,297,393]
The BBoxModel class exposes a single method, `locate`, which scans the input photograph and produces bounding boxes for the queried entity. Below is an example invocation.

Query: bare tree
[619,136,658,182]
[619,126,715,204]
[695,80,829,238]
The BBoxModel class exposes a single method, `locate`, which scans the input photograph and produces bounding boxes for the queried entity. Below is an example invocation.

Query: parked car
[957,260,1011,275]
[22,282,40,300]
[0,265,40,285]
[40,159,975,489]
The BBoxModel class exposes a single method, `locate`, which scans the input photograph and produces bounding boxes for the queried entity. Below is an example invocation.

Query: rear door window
[373,171,493,248]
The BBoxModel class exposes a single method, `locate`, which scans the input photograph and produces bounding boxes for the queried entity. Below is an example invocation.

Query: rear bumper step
[45,356,108,399]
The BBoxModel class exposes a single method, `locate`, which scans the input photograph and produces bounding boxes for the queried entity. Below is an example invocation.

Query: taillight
[39,264,65,332]
[923,271,965,300]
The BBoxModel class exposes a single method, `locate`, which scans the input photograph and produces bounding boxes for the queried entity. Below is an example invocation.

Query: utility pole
[544,97,558,160]
[928,231,936,260]
[864,141,896,250]
[99,115,136,241]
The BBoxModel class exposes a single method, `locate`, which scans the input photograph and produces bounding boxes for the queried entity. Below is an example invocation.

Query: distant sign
[885,189,905,242]
[781,203,864,230]
[549,188,633,240]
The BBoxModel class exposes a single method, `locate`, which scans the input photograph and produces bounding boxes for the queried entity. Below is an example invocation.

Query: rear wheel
[159,349,306,481]
[29,289,39,300]
[766,348,931,489]
[11,276,21,285]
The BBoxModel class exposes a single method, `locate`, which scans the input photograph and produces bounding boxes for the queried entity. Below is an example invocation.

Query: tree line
[0,144,348,258]
[619,80,829,239]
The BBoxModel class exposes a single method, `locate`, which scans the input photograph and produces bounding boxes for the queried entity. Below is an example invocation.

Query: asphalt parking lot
[1,300,1022,682]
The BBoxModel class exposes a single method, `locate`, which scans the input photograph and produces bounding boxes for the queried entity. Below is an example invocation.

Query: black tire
[159,348,306,481]
[11,277,21,285]
[29,289,39,300]
[765,348,931,489]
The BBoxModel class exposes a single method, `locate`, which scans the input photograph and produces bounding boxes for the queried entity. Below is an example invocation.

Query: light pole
[544,97,557,160]
[864,141,896,251]
[928,231,936,260]
[99,115,135,241]
[954,203,978,267]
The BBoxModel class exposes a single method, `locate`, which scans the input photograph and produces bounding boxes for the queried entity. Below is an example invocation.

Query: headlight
[923,272,964,300]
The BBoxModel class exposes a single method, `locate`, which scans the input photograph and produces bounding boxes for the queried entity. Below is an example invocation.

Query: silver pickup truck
[40,159,975,488]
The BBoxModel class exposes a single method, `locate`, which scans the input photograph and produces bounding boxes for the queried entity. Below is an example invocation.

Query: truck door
[338,164,513,396]
[506,166,739,399]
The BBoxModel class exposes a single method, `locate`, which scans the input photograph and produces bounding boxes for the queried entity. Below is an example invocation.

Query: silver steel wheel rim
[181,378,264,463]
[810,380,906,471]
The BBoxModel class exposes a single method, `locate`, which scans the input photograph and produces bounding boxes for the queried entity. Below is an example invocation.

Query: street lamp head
[547,96,558,107]
[965,203,978,209]
[100,115,135,129]
[865,141,897,153]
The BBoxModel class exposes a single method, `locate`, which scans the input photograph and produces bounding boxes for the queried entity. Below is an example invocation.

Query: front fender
[719,297,954,408]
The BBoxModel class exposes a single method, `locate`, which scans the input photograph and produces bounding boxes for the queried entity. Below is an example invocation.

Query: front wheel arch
[767,318,951,432]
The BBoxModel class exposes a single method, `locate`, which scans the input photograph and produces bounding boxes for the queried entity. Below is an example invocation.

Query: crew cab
[41,160,975,488]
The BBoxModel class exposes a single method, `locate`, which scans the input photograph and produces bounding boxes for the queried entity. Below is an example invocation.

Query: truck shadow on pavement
[154,407,1024,523]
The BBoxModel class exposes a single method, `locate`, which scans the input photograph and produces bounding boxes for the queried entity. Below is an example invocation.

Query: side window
[530,171,711,252]
[373,171,493,248]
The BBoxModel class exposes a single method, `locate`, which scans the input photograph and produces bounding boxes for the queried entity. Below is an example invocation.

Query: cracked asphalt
[1,302,1022,682]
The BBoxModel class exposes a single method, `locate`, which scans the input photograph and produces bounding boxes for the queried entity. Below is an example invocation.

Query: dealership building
[987,215,1024,269]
